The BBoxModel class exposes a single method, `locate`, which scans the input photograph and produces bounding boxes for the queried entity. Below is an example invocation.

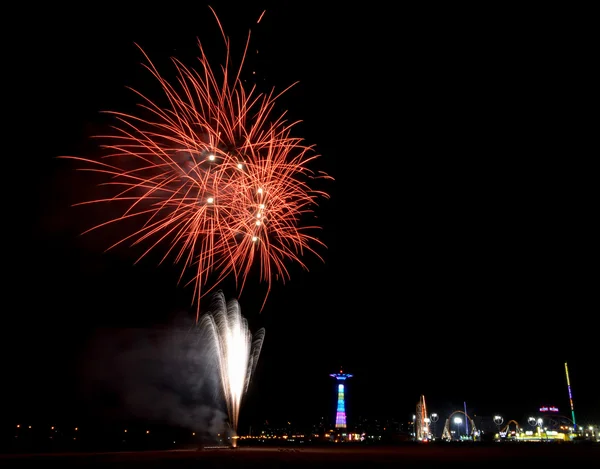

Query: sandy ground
[2,443,599,468]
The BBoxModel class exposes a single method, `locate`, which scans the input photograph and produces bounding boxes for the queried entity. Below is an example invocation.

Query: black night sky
[5,1,597,436]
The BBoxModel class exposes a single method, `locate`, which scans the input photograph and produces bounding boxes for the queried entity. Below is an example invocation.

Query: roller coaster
[441,410,478,441]
[497,419,521,438]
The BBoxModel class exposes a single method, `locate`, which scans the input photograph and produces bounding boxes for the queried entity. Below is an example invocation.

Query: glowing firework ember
[61,8,331,319]
[199,291,265,447]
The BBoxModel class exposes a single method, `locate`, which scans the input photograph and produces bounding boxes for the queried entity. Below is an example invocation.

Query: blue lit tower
[330,368,353,428]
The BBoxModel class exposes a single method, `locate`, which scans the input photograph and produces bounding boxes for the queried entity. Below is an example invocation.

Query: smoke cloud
[80,313,227,439]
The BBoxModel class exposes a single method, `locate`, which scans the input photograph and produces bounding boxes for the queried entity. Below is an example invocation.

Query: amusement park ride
[441,410,478,441]
[414,396,584,443]
[410,363,589,443]
[414,395,479,441]
[327,363,591,444]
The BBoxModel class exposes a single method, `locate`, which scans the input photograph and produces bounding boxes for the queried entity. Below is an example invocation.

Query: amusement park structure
[498,419,521,437]
[564,362,577,430]
[415,395,430,441]
[442,410,478,441]
[330,368,353,429]
[493,414,581,442]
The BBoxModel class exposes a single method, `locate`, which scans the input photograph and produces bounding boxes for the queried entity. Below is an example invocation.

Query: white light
[252,236,258,242]
[207,197,214,204]
[237,163,243,169]
[208,154,216,161]
[257,188,263,194]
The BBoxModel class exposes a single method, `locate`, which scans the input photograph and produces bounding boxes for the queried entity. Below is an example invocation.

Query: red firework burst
[61,8,332,320]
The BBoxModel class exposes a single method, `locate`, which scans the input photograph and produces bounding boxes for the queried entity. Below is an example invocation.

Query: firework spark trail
[198,291,265,445]
[60,8,332,320]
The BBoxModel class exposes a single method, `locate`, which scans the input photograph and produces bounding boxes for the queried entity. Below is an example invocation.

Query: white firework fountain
[199,291,265,447]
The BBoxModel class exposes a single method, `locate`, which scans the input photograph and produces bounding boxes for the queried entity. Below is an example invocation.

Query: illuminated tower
[330,368,353,429]
[415,394,429,441]
[564,362,577,430]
